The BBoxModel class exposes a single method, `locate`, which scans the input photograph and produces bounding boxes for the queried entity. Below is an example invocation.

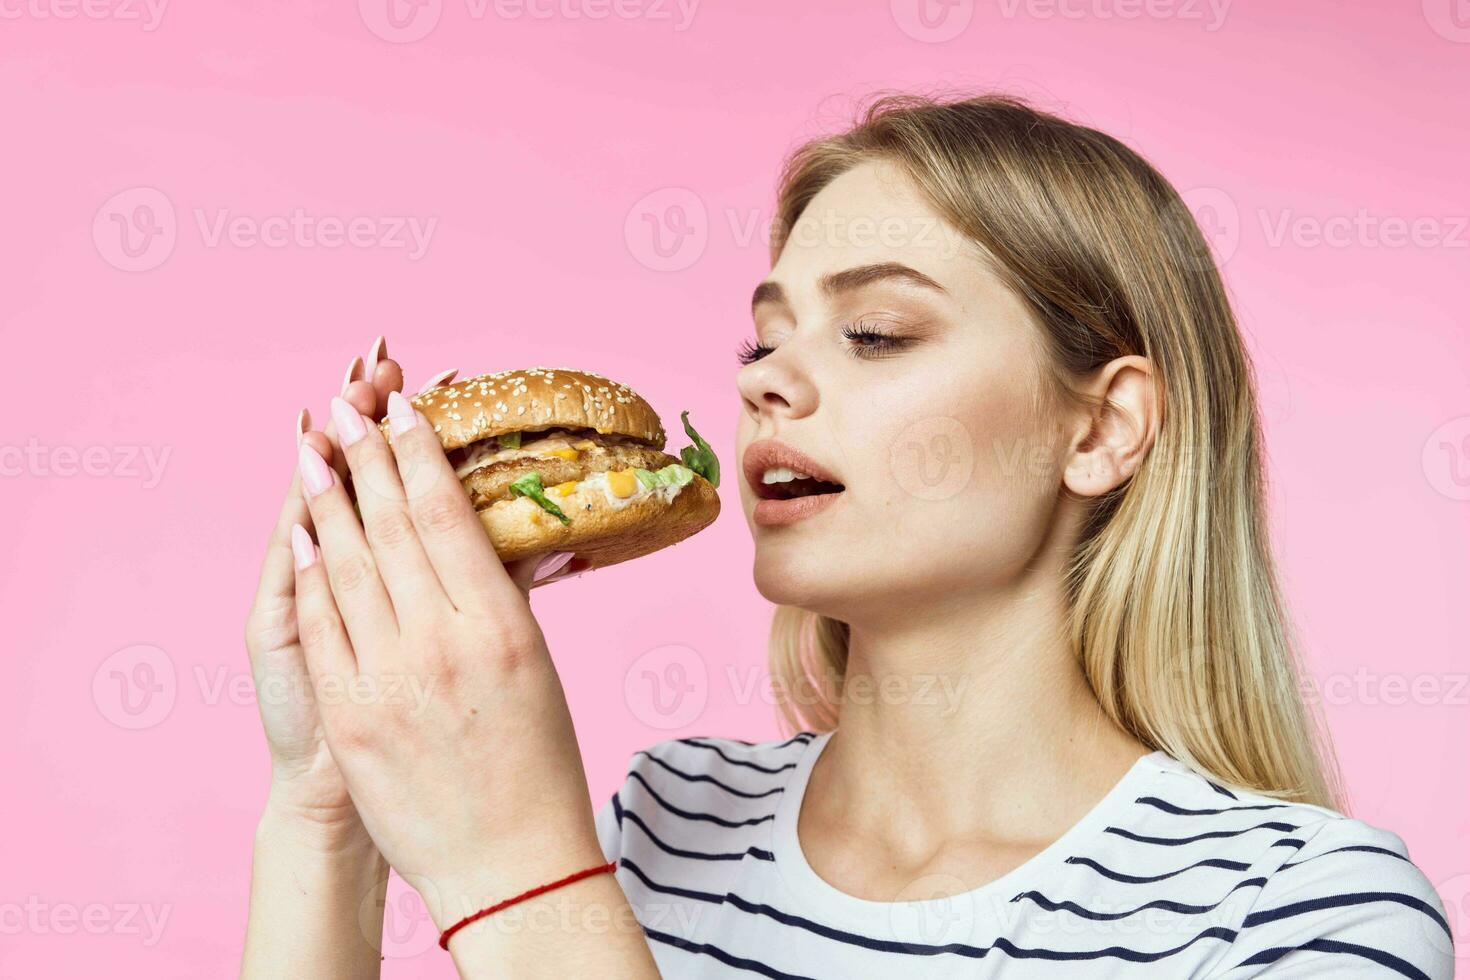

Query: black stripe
[1244,892,1452,940]
[638,751,786,799]
[1067,855,1252,884]
[1278,844,1409,870]
[612,791,624,828]
[620,804,774,862]
[1011,878,1267,920]
[622,858,1240,963]
[678,739,799,774]
[627,771,776,828]
[1105,821,1297,845]
[1135,796,1289,816]
[643,926,817,980]
[1207,779,1240,800]
[687,732,814,749]
[1239,937,1433,980]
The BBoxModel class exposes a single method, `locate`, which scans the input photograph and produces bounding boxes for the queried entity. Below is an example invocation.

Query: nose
[737,346,818,424]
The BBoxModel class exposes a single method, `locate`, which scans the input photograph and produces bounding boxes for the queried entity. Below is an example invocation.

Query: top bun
[398,367,667,451]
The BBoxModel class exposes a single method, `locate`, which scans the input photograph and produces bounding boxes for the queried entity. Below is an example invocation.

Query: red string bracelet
[438,861,618,951]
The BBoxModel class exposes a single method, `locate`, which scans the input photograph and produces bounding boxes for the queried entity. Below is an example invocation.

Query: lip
[743,439,843,495]
[744,439,845,528]
[753,491,842,527]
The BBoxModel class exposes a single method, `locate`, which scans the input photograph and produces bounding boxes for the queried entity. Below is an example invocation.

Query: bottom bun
[476,475,721,569]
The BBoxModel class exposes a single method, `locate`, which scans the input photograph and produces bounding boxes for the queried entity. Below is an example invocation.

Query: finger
[371,360,405,417]
[416,367,457,395]
[529,555,592,590]
[329,395,446,616]
[290,524,357,703]
[298,440,398,663]
[247,410,316,657]
[323,378,385,484]
[508,551,574,595]
[383,391,516,615]
[341,355,365,394]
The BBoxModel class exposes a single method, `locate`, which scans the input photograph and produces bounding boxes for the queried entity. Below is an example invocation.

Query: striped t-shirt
[594,731,1453,978]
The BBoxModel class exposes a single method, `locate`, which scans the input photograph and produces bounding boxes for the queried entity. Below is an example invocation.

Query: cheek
[859,374,1061,562]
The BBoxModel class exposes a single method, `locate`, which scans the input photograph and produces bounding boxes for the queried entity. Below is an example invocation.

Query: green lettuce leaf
[678,411,720,488]
[633,463,697,491]
[508,471,571,525]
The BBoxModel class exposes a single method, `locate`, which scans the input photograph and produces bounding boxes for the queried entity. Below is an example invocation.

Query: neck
[809,565,1147,846]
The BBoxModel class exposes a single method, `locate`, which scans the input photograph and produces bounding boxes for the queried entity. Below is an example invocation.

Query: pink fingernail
[417,368,458,394]
[296,408,311,445]
[387,390,418,435]
[330,396,368,446]
[298,443,333,497]
[533,551,575,582]
[291,524,317,570]
[367,335,387,375]
[341,356,365,396]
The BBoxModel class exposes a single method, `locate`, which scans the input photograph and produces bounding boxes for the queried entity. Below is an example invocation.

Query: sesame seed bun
[390,366,666,449]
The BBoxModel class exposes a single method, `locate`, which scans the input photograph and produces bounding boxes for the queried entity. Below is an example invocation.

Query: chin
[750,546,869,621]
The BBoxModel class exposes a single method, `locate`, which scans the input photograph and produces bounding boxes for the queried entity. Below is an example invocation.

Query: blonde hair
[766,93,1342,809]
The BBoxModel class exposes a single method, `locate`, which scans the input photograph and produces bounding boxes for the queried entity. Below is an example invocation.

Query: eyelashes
[735,337,773,366]
[737,321,910,366]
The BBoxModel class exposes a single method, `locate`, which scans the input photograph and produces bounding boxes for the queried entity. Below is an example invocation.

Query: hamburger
[379,367,720,570]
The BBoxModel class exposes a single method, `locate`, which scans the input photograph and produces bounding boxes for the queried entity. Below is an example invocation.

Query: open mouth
[754,468,846,501]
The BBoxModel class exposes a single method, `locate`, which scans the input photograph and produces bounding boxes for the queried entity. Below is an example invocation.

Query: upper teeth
[762,467,812,484]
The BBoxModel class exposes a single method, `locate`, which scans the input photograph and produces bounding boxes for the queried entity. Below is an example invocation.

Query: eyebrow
[751,262,947,312]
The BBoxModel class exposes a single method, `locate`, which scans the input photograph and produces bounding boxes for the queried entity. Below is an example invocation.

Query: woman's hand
[242,340,417,979]
[288,389,610,935]
[244,342,407,831]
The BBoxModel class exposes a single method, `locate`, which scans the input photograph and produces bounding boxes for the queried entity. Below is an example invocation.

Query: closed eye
[841,321,911,360]
[736,338,773,366]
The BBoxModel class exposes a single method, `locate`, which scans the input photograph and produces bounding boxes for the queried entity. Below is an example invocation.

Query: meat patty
[461,442,679,509]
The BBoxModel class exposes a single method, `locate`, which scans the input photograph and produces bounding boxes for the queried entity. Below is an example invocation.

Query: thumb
[505,551,576,594]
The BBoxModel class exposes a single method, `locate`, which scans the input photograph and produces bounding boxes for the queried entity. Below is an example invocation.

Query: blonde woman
[241,96,1452,978]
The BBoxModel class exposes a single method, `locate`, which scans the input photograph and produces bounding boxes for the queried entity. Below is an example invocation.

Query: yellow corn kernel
[551,481,578,497]
[546,447,580,460]
[606,469,638,498]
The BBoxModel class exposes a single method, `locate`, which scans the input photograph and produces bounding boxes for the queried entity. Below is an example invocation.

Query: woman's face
[735,160,1068,622]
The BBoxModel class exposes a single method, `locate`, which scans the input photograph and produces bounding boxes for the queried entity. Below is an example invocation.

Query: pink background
[3,1,1468,975]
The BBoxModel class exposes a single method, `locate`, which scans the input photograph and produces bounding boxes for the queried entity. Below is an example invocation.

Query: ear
[1062,355,1159,498]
